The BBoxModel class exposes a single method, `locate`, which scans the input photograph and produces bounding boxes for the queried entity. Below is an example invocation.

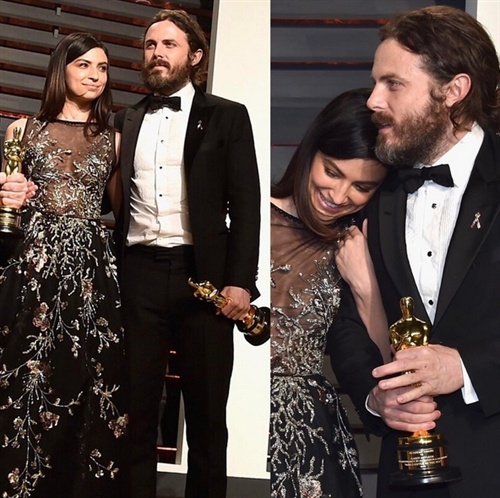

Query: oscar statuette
[188,278,270,346]
[0,127,25,237]
[389,296,461,486]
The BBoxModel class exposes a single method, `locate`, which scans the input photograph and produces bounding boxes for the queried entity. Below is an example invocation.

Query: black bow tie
[398,164,454,193]
[148,95,181,112]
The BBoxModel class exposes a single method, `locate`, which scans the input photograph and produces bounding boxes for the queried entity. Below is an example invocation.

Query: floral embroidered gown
[0,119,128,498]
[270,204,363,498]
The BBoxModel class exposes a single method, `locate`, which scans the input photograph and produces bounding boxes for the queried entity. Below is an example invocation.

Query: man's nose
[367,85,385,111]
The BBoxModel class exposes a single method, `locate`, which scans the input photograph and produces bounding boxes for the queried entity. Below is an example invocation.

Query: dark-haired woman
[270,88,390,497]
[0,33,127,497]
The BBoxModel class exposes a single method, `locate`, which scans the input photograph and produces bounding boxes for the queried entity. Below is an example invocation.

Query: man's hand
[368,385,441,432]
[372,344,464,404]
[220,286,251,321]
[0,172,33,209]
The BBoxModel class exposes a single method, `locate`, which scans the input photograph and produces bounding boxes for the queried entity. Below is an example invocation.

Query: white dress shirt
[127,82,195,247]
[367,124,484,416]
[405,123,484,404]
[406,124,483,323]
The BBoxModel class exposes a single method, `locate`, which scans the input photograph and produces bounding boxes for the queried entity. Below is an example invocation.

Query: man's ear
[443,73,472,108]
[190,49,203,66]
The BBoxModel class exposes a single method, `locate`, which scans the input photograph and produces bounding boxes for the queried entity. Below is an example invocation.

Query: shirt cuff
[365,393,381,417]
[460,356,479,404]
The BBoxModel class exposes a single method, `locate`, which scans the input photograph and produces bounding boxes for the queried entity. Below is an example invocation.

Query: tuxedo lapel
[435,132,500,325]
[184,88,215,180]
[378,179,429,322]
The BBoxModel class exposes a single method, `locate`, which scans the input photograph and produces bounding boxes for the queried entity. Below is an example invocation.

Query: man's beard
[372,97,450,168]
[140,57,191,95]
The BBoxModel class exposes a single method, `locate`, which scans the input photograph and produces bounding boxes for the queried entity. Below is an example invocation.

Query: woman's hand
[335,219,392,363]
[0,172,35,209]
[335,219,373,293]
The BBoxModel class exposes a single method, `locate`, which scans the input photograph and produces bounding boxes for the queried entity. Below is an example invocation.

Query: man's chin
[381,134,403,154]
[375,142,401,166]
[143,76,171,92]
[377,130,396,145]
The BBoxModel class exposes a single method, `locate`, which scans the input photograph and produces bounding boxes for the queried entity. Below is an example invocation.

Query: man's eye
[387,80,401,89]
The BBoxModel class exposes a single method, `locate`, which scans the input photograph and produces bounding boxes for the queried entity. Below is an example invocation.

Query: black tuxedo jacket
[328,130,500,498]
[113,87,261,299]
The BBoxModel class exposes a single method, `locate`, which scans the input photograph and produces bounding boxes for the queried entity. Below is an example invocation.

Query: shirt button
[427,251,432,257]
[429,299,434,305]
[432,203,437,209]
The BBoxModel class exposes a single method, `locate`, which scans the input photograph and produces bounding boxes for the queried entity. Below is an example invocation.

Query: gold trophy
[0,127,25,237]
[188,278,270,346]
[389,296,461,486]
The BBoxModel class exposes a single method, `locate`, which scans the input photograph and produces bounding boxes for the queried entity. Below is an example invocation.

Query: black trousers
[121,244,234,498]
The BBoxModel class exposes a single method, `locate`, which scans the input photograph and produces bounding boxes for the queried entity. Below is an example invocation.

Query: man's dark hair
[380,6,500,131]
[143,9,209,86]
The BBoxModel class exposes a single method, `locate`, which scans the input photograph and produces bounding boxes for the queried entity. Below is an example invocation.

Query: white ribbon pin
[471,212,481,229]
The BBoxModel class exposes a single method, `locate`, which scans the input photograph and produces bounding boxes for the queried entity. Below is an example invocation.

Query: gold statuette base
[237,305,270,345]
[390,432,462,486]
[0,206,23,238]
[389,298,461,486]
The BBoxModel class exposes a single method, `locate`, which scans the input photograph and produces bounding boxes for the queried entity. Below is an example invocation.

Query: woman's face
[65,47,108,103]
[308,151,387,223]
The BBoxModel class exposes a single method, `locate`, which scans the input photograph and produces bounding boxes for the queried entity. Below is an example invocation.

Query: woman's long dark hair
[37,32,113,137]
[272,88,381,242]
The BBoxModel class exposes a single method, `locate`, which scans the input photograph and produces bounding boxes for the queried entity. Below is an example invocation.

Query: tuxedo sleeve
[113,109,126,133]
[100,110,127,216]
[327,281,388,436]
[223,104,261,300]
[459,335,500,417]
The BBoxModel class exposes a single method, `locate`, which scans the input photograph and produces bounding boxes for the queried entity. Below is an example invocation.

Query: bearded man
[113,9,261,498]
[327,6,500,498]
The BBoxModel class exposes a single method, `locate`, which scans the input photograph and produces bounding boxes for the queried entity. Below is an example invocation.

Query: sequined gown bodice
[0,118,128,498]
[271,206,341,377]
[25,119,112,219]
[270,204,362,498]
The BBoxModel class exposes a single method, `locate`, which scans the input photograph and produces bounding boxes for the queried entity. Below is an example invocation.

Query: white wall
[208,0,270,480]
[467,0,500,51]
[158,0,270,481]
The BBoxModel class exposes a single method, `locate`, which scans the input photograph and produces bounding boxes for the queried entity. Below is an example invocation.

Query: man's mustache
[145,59,171,70]
[372,112,394,128]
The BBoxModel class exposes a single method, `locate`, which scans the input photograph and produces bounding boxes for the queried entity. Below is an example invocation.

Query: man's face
[140,20,201,95]
[367,39,453,167]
